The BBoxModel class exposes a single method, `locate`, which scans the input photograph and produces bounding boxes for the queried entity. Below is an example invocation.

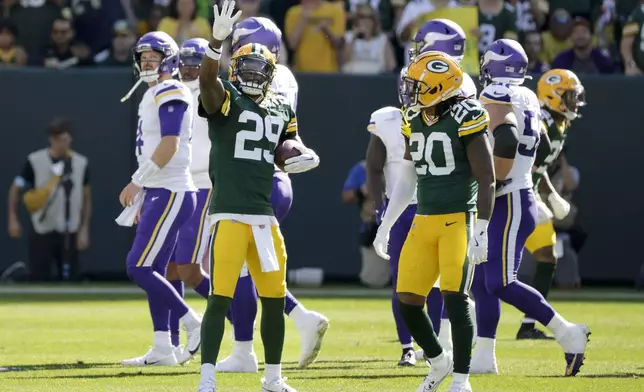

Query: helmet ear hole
[429,86,438,94]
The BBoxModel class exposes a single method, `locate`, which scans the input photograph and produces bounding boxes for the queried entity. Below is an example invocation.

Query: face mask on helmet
[232,56,274,96]
[561,86,586,120]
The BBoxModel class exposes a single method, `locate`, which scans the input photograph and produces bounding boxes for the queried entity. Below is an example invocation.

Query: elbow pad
[534,132,552,168]
[493,123,519,159]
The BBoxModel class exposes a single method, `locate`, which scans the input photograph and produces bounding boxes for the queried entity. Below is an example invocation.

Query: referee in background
[7,118,91,282]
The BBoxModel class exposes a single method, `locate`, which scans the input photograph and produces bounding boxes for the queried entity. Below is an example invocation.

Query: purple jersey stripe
[482,92,511,103]
[156,84,179,97]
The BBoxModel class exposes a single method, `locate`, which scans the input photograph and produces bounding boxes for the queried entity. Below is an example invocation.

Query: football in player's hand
[274,139,303,170]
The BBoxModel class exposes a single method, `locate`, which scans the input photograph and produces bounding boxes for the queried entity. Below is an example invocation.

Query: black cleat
[516,324,555,340]
[398,349,417,367]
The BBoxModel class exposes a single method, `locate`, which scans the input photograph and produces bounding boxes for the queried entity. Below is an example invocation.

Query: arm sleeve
[279,105,299,142]
[623,10,642,36]
[197,82,233,122]
[492,123,519,158]
[457,101,490,145]
[379,160,416,230]
[534,129,552,167]
[159,101,189,137]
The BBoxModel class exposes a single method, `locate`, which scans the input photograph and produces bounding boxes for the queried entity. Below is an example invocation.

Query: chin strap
[120,78,144,103]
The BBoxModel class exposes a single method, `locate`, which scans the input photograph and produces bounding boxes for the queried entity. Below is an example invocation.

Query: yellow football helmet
[538,69,586,121]
[228,43,276,98]
[402,51,463,120]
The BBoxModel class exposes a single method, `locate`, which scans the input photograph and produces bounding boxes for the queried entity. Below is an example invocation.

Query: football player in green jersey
[374,51,495,392]
[196,1,319,391]
[478,0,519,53]
[518,68,586,340]
[621,0,644,76]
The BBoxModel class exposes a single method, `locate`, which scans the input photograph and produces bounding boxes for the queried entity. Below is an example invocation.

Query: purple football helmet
[231,17,282,59]
[413,19,466,62]
[133,31,180,83]
[179,38,208,89]
[480,38,529,87]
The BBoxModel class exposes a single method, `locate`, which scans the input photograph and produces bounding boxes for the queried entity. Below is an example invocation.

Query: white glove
[467,219,489,265]
[373,225,391,260]
[283,149,320,174]
[51,161,64,177]
[548,193,570,220]
[212,0,242,41]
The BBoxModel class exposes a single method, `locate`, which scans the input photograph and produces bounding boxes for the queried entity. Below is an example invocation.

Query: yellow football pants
[525,219,557,253]
[397,212,473,296]
[209,220,287,298]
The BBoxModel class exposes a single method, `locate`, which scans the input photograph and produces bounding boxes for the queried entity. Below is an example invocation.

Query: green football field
[1,287,643,392]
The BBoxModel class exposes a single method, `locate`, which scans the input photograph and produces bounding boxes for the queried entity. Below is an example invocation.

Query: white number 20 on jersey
[234,110,284,163]
[409,132,456,176]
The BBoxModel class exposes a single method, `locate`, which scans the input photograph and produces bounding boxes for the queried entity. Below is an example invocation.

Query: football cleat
[447,380,472,392]
[560,324,590,376]
[197,375,216,392]
[469,344,498,374]
[398,348,417,366]
[215,349,259,373]
[121,346,178,366]
[179,316,202,364]
[261,377,297,392]
[416,352,453,392]
[296,311,329,369]
[516,324,555,340]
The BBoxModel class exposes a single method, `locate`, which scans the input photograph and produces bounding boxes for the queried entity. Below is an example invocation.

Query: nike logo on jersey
[445,221,457,227]
[151,196,159,201]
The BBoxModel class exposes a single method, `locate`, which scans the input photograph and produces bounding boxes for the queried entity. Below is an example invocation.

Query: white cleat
[470,344,498,374]
[447,380,472,392]
[296,311,329,368]
[179,316,202,364]
[215,350,259,373]
[121,346,178,366]
[558,323,590,376]
[197,375,216,392]
[175,345,191,365]
[416,352,453,392]
[415,349,453,364]
[261,377,297,392]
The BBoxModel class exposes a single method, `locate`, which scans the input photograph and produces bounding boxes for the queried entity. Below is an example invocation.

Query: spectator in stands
[513,0,548,37]
[523,29,549,73]
[8,118,91,282]
[68,0,134,57]
[552,17,614,74]
[344,0,407,34]
[285,0,345,73]
[138,5,166,36]
[0,19,27,66]
[620,0,644,76]
[341,160,389,288]
[541,8,574,65]
[158,0,210,45]
[95,20,136,67]
[4,0,65,57]
[477,0,518,53]
[342,3,396,74]
[40,17,93,69]
[236,0,262,19]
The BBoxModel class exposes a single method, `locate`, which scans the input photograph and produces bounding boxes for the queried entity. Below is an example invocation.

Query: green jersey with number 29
[198,80,298,215]
[403,98,489,215]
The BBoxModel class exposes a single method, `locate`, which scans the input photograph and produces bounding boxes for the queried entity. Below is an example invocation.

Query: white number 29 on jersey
[409,132,456,176]
[234,110,284,163]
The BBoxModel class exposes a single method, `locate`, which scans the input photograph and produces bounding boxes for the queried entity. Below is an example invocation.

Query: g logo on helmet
[426,60,449,73]
[546,74,562,85]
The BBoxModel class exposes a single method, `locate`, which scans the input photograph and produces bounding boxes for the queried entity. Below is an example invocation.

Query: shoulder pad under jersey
[540,108,555,129]
[154,79,192,107]
[459,73,478,99]
[367,106,403,139]
[479,83,514,106]
[271,64,299,111]
[451,99,489,138]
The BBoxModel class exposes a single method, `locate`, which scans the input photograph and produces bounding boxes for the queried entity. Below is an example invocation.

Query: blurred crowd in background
[1,0,643,75]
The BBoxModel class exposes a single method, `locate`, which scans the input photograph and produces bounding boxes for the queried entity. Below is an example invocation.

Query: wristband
[132,160,160,187]
[206,44,222,61]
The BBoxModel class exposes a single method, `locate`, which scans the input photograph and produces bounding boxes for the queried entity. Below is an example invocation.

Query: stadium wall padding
[1,68,642,283]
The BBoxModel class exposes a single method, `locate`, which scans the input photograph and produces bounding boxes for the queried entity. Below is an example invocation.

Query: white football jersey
[479,82,541,196]
[368,106,418,205]
[136,79,196,192]
[188,86,212,189]
[271,64,298,112]
[459,73,478,99]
